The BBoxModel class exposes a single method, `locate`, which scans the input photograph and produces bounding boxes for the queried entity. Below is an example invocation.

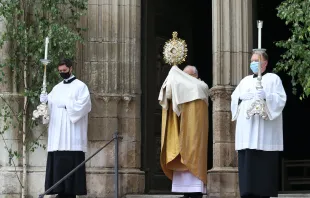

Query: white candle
[257,20,263,49]
[44,37,49,60]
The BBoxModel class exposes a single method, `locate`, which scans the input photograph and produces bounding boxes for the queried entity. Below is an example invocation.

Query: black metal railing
[38,131,123,198]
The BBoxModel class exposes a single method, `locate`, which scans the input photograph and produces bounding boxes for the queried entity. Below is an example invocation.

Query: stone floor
[125,194,310,198]
[278,194,310,198]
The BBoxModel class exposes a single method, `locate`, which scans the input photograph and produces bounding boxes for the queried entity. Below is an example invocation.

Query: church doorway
[141,0,213,193]
[254,0,310,193]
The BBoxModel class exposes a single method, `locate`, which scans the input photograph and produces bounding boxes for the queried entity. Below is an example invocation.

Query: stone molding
[209,85,236,101]
[92,93,137,112]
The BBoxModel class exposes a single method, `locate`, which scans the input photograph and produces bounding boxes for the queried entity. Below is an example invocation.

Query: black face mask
[60,71,71,79]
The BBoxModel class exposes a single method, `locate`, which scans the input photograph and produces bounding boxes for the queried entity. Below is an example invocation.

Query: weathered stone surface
[212,0,252,86]
[207,168,239,198]
[0,93,23,140]
[212,111,235,143]
[27,171,46,197]
[88,140,140,168]
[0,0,143,197]
[0,167,144,198]
[209,0,253,197]
[27,141,48,167]
[0,139,22,167]
[0,170,22,194]
[125,196,208,198]
[213,143,237,168]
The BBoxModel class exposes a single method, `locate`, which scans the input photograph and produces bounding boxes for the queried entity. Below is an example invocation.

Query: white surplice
[172,171,207,193]
[231,73,287,151]
[47,76,91,152]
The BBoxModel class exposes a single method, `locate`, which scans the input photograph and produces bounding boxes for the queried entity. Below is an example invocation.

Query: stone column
[77,0,143,197]
[0,14,25,197]
[208,0,253,197]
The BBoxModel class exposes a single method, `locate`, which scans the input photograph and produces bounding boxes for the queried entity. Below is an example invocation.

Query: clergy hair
[58,58,73,68]
[192,66,198,76]
[252,51,269,61]
[185,65,198,76]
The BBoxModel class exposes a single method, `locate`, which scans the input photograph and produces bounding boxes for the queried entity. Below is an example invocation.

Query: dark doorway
[141,0,213,193]
[254,0,310,193]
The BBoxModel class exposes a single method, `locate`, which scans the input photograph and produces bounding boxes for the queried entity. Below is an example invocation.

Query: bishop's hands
[40,93,48,103]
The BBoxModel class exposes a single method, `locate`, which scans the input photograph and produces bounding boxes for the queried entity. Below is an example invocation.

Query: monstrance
[163,31,188,66]
[32,37,50,125]
[246,20,270,120]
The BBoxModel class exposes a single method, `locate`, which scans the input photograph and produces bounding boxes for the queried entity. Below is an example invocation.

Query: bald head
[183,65,198,78]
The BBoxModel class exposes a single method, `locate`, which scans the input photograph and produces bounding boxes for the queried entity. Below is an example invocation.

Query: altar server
[231,51,286,198]
[40,58,91,198]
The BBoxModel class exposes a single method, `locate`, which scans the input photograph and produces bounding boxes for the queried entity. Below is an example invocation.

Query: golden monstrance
[163,31,188,66]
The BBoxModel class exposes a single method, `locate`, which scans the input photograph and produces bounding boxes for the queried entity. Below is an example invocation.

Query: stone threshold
[278,194,310,197]
[0,166,144,174]
[124,196,207,198]
[124,194,310,198]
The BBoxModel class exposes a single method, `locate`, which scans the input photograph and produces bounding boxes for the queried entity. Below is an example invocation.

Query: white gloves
[40,93,67,109]
[239,92,254,100]
[255,89,266,99]
[40,93,48,103]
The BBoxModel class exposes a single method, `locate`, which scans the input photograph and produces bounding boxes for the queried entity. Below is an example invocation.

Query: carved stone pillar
[77,0,143,197]
[0,16,24,196]
[208,0,253,197]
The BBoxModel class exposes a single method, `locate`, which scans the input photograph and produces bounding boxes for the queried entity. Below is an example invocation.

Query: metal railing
[38,131,123,198]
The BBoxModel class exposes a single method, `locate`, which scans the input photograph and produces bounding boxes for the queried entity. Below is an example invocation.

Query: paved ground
[125,194,310,198]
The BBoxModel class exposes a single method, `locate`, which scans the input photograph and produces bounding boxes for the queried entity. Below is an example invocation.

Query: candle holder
[32,59,51,124]
[246,20,270,120]
[246,49,270,120]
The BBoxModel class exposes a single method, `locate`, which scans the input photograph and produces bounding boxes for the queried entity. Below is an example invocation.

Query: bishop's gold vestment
[160,100,208,184]
[158,66,209,185]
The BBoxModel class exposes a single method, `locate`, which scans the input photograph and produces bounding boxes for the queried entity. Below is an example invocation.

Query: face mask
[60,71,71,79]
[250,61,260,74]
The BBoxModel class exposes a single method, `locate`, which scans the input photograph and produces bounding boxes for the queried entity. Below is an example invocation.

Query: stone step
[278,194,310,198]
[125,194,310,198]
[124,195,207,198]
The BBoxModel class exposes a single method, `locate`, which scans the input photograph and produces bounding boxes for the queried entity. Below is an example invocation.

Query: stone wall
[0,0,144,197]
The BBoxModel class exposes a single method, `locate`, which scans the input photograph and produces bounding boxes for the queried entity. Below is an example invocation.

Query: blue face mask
[250,61,259,74]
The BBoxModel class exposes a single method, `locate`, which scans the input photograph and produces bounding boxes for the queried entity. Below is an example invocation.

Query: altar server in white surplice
[40,58,91,198]
[231,51,286,198]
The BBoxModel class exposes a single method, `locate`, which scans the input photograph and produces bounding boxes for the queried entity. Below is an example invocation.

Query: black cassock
[45,151,87,196]
[238,149,279,197]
